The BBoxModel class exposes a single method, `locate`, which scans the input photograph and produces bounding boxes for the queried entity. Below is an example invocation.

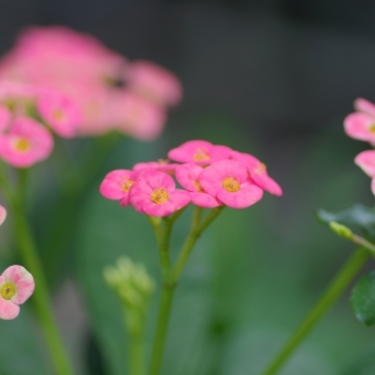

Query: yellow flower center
[222,177,240,192]
[53,109,65,121]
[151,188,169,204]
[254,162,267,175]
[193,180,203,192]
[121,178,135,193]
[0,282,16,300]
[193,148,210,162]
[369,124,375,133]
[13,137,31,152]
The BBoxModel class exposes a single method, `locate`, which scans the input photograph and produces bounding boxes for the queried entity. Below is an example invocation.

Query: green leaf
[317,204,375,240]
[350,270,375,326]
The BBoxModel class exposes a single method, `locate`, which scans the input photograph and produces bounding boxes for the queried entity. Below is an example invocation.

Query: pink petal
[0,205,6,226]
[2,265,35,304]
[217,182,263,208]
[142,170,175,192]
[0,298,20,320]
[250,173,283,196]
[99,169,135,200]
[168,189,191,211]
[191,192,221,208]
[142,200,176,217]
[344,113,375,143]
[175,163,204,191]
[354,98,375,118]
[355,150,375,177]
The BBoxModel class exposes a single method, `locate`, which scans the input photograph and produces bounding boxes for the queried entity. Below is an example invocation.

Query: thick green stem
[262,247,370,375]
[11,195,74,375]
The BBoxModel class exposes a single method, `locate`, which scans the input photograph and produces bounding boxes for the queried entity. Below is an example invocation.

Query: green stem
[173,206,223,280]
[148,287,175,375]
[0,166,74,375]
[262,247,370,375]
[130,332,145,375]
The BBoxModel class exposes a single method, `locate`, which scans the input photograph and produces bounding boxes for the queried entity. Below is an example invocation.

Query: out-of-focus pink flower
[199,160,263,209]
[175,163,221,208]
[231,151,282,196]
[354,150,375,195]
[0,205,6,226]
[168,140,232,165]
[0,117,54,168]
[344,98,375,145]
[0,265,34,320]
[37,89,82,138]
[111,92,166,141]
[126,60,182,106]
[130,170,191,216]
[133,160,178,176]
[0,106,10,132]
[99,169,137,207]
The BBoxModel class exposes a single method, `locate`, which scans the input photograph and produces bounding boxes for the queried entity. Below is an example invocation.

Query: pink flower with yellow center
[198,160,263,208]
[231,151,282,196]
[344,98,375,145]
[168,140,232,166]
[130,170,191,217]
[0,117,54,168]
[99,170,137,207]
[0,205,6,226]
[175,163,221,208]
[0,265,35,320]
[37,89,82,138]
[125,60,182,107]
[354,150,375,195]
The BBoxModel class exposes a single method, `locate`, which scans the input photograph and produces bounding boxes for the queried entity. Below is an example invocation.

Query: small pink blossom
[231,151,282,196]
[344,98,375,145]
[199,160,263,209]
[0,265,34,320]
[175,163,221,208]
[111,92,166,141]
[0,205,6,226]
[168,140,232,165]
[99,170,137,207]
[0,117,54,168]
[126,60,182,106]
[37,89,82,138]
[130,170,191,216]
[354,150,375,195]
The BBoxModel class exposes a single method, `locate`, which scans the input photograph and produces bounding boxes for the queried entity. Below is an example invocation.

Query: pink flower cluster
[344,98,375,195]
[100,140,282,217]
[0,26,182,140]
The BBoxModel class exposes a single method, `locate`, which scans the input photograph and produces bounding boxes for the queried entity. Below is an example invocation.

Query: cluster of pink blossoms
[0,26,182,140]
[100,140,282,217]
[344,98,375,195]
[0,205,35,320]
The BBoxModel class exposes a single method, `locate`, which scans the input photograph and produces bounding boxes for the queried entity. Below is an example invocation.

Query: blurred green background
[1,1,375,374]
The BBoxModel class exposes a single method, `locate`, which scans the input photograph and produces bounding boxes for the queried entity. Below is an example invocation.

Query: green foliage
[351,270,375,327]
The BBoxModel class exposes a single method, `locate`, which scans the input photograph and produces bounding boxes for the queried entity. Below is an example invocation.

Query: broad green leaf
[317,204,375,240]
[350,270,375,326]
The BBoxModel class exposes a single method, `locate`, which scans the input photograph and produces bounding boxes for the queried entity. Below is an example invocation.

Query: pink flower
[198,160,263,209]
[133,160,178,176]
[231,151,282,196]
[0,117,54,168]
[126,60,182,106]
[37,89,82,138]
[0,265,34,320]
[354,150,375,195]
[0,105,10,132]
[111,91,166,141]
[130,170,191,216]
[175,163,221,208]
[168,140,232,165]
[0,205,6,226]
[99,170,137,207]
[344,98,375,145]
